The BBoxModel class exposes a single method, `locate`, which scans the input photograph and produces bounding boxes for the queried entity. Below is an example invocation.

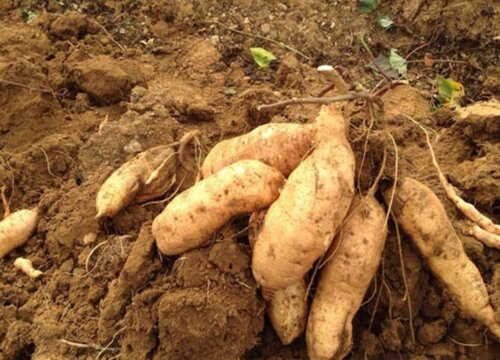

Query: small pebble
[261,23,271,34]
[124,139,143,154]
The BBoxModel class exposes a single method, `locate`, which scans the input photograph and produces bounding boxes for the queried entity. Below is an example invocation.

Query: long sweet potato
[201,123,315,178]
[0,208,38,258]
[153,160,285,256]
[252,105,355,290]
[384,177,500,339]
[306,196,387,360]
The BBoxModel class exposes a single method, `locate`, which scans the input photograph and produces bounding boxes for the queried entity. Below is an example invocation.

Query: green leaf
[436,75,464,107]
[250,48,277,68]
[21,9,37,22]
[389,49,407,77]
[224,87,237,96]
[358,0,379,14]
[377,14,394,30]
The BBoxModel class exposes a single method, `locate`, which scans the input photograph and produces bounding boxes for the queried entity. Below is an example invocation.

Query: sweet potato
[153,160,285,256]
[201,122,315,178]
[306,196,387,360]
[0,208,38,258]
[248,210,308,345]
[96,145,176,218]
[252,105,355,290]
[384,177,500,339]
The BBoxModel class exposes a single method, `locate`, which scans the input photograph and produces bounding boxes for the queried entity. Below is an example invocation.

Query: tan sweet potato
[248,210,308,345]
[306,196,387,360]
[201,122,315,178]
[152,160,285,256]
[0,208,38,258]
[252,105,355,290]
[384,177,500,339]
[96,145,176,218]
[268,279,308,345]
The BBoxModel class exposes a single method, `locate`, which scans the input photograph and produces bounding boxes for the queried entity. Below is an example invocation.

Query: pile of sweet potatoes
[144,105,500,358]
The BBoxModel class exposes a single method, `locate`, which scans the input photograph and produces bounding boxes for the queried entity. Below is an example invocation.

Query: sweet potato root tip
[268,279,308,345]
[306,195,387,360]
[152,160,285,256]
[14,257,43,278]
[384,177,500,339]
[0,208,39,258]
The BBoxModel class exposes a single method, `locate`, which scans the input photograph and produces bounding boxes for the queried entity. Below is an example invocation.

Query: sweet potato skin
[306,196,387,360]
[0,209,38,258]
[152,160,285,256]
[201,123,315,178]
[384,177,500,339]
[252,105,355,290]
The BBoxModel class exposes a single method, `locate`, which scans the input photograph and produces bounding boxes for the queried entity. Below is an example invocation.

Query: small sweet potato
[153,160,285,256]
[0,209,38,258]
[96,145,176,218]
[252,105,355,290]
[201,123,315,178]
[384,177,500,339]
[306,196,387,360]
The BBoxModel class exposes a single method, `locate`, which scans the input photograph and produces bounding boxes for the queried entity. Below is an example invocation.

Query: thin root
[392,213,416,345]
[1,185,11,218]
[257,92,373,111]
[447,336,483,347]
[141,175,186,207]
[356,104,376,194]
[36,146,63,182]
[383,132,399,231]
[404,115,500,240]
[367,146,387,196]
[85,241,109,275]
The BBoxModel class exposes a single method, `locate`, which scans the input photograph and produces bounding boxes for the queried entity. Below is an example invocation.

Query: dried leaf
[436,75,465,108]
[368,54,399,79]
[389,49,407,77]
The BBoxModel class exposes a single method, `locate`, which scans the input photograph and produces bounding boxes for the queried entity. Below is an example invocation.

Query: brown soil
[0,1,499,359]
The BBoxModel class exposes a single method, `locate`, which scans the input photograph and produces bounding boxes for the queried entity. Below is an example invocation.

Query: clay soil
[0,1,499,359]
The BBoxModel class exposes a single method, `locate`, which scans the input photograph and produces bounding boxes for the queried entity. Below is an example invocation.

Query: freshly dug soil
[0,1,499,359]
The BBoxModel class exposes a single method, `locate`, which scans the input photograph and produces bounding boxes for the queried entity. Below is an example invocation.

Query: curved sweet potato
[306,196,387,360]
[153,160,285,256]
[384,177,500,339]
[252,105,355,290]
[201,123,315,178]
